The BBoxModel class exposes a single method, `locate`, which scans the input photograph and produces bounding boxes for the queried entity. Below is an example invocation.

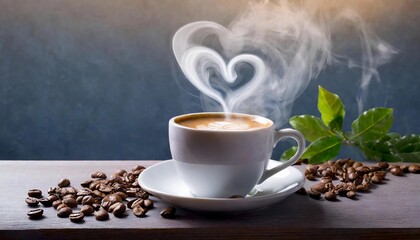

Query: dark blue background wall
[0,0,419,160]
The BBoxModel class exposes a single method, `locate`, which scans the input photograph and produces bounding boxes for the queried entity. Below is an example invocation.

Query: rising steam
[172,0,396,128]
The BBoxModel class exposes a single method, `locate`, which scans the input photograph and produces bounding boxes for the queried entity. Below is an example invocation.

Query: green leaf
[317,86,345,130]
[360,140,401,162]
[360,134,420,163]
[302,136,342,164]
[390,134,420,163]
[351,107,393,143]
[280,146,297,161]
[289,115,331,142]
[328,116,344,132]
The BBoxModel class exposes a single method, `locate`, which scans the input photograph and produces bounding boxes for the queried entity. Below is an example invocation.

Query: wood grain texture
[0,160,419,240]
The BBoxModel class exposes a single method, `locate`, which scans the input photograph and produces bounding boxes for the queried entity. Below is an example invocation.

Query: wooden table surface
[0,160,419,240]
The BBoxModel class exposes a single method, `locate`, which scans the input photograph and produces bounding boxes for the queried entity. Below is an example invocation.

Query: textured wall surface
[0,0,419,160]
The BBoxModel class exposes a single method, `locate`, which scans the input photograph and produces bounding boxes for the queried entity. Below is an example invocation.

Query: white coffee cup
[169,112,305,198]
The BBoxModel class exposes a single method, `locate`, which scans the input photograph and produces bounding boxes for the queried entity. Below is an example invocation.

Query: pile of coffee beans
[296,159,420,201]
[26,165,176,221]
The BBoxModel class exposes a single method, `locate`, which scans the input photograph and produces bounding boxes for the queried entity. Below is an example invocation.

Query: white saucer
[138,160,305,213]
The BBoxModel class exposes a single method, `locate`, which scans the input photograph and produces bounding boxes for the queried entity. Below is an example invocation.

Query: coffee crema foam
[196,121,250,130]
[176,115,271,131]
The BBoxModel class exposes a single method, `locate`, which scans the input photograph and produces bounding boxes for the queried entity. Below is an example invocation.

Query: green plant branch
[284,85,420,163]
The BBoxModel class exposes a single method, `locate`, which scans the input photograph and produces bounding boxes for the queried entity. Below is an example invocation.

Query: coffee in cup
[175,113,270,131]
[169,112,305,198]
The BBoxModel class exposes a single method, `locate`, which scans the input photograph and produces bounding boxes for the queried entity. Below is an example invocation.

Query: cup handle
[257,128,305,184]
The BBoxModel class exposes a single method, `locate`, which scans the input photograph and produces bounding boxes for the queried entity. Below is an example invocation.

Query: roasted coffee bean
[115,191,127,200]
[346,182,356,191]
[28,189,42,198]
[126,173,137,183]
[92,190,106,198]
[82,196,96,205]
[57,207,72,218]
[114,169,127,177]
[324,191,337,201]
[110,174,124,183]
[48,194,59,202]
[125,188,137,197]
[338,172,348,182]
[369,166,382,173]
[310,182,328,193]
[127,198,144,209]
[346,190,357,199]
[112,202,126,217]
[108,202,118,212]
[132,165,145,172]
[334,183,348,196]
[27,209,43,219]
[25,197,39,207]
[374,171,387,180]
[62,194,76,200]
[52,200,63,209]
[99,185,113,194]
[295,187,307,195]
[320,177,333,184]
[56,204,69,211]
[390,167,404,176]
[335,158,350,166]
[143,199,154,209]
[89,181,101,190]
[353,162,363,168]
[101,201,113,211]
[305,173,316,181]
[132,169,145,176]
[91,171,107,179]
[58,178,71,187]
[80,179,93,188]
[400,164,409,173]
[81,205,94,216]
[371,174,383,184]
[92,203,101,211]
[136,191,149,199]
[306,165,318,175]
[102,194,122,204]
[348,172,359,181]
[39,198,52,207]
[69,212,84,223]
[325,182,335,191]
[377,162,389,170]
[58,187,77,196]
[317,164,327,172]
[63,198,78,208]
[111,183,125,192]
[77,188,92,196]
[76,196,84,204]
[131,180,140,187]
[388,164,400,170]
[321,169,335,178]
[408,164,420,173]
[356,184,370,192]
[133,205,147,217]
[347,167,356,174]
[48,187,58,194]
[95,208,109,221]
[160,207,176,219]
[308,190,321,199]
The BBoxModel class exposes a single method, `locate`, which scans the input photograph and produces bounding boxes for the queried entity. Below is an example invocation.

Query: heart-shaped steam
[181,46,266,112]
[173,2,396,127]
[171,20,325,127]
